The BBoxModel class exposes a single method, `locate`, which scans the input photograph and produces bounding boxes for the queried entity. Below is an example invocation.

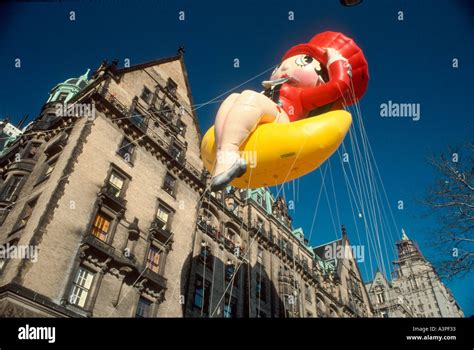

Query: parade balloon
[203,31,368,191]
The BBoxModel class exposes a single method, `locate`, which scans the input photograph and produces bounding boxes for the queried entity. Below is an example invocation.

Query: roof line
[115,54,182,74]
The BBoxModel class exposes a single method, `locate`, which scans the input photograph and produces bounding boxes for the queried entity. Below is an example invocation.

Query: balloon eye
[295,55,314,67]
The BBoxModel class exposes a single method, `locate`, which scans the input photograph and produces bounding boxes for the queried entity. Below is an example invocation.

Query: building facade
[366,231,464,318]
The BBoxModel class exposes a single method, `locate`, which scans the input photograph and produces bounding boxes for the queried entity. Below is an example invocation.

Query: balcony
[222,236,235,252]
[197,219,220,241]
[82,234,116,256]
[98,186,127,212]
[149,218,173,246]
[142,267,168,290]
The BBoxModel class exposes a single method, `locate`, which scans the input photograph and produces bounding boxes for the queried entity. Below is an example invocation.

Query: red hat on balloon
[282,31,369,103]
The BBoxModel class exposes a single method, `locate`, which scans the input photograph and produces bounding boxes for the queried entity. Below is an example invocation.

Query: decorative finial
[177,46,185,56]
[401,228,409,241]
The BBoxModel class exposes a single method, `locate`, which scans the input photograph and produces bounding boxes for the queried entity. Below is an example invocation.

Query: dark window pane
[135,297,152,318]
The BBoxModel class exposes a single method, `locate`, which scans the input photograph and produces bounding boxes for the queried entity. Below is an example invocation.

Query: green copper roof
[47,69,90,104]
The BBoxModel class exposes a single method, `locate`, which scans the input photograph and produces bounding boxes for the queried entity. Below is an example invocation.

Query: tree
[423,142,473,278]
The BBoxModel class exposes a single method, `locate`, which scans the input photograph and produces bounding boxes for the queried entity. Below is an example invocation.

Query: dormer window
[176,119,186,137]
[141,87,153,104]
[166,78,177,96]
[57,92,69,102]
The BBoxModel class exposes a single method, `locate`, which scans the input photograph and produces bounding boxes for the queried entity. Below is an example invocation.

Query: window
[169,143,183,162]
[176,120,186,137]
[305,284,312,302]
[135,297,152,318]
[57,92,69,102]
[106,171,125,197]
[91,211,111,242]
[117,138,135,163]
[316,298,325,316]
[256,272,266,302]
[131,110,146,129]
[160,101,172,119]
[256,217,264,229]
[156,204,171,229]
[69,267,94,308]
[146,246,161,273]
[26,143,41,159]
[162,173,176,196]
[1,175,23,201]
[193,276,211,315]
[257,247,263,263]
[19,198,37,228]
[225,263,235,282]
[166,78,178,95]
[376,291,385,304]
[199,245,213,269]
[140,87,153,104]
[256,193,263,206]
[223,294,237,318]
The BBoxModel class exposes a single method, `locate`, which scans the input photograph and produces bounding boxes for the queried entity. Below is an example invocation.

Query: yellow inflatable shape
[201,110,352,189]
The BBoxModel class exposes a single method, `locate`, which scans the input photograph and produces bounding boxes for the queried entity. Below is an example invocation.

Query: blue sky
[1,0,472,315]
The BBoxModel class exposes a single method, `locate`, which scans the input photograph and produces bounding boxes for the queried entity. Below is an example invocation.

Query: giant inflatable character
[201,31,369,190]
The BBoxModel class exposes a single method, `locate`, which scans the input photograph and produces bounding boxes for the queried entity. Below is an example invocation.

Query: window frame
[145,244,163,275]
[193,275,211,315]
[155,200,174,230]
[68,266,95,309]
[135,297,153,318]
[140,86,153,104]
[162,172,177,197]
[165,78,178,96]
[117,137,136,165]
[11,197,39,234]
[90,210,113,242]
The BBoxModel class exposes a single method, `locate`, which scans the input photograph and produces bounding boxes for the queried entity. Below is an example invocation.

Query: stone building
[365,230,464,318]
[185,188,373,318]
[0,52,373,317]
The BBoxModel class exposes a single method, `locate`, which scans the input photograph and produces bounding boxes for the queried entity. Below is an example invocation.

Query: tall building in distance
[0,120,23,156]
[366,230,464,318]
[0,52,463,318]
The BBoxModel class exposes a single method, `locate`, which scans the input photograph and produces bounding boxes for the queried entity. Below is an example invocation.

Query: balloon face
[270,54,324,88]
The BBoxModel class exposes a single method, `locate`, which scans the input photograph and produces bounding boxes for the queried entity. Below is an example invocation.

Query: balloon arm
[300,60,351,110]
